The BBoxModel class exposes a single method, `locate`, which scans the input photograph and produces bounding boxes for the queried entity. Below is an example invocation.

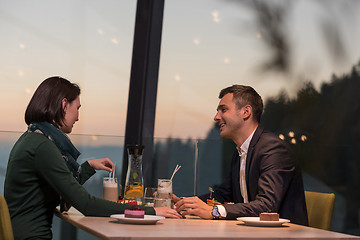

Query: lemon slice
[125,189,143,198]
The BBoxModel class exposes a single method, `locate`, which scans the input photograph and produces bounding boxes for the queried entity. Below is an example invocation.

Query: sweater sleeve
[34,140,155,216]
[78,161,96,185]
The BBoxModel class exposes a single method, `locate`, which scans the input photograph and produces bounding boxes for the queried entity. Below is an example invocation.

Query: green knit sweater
[4,132,155,240]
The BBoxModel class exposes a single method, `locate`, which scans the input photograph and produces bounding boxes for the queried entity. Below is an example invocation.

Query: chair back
[0,194,14,240]
[304,191,335,230]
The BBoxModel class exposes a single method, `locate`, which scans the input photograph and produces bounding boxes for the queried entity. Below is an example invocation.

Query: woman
[4,76,181,240]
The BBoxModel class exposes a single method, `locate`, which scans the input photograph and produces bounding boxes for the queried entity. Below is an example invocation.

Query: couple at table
[4,77,307,240]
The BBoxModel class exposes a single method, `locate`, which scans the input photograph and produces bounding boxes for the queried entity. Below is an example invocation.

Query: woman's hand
[154,207,183,219]
[88,158,113,172]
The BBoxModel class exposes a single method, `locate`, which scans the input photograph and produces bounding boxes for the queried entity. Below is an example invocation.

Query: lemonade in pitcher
[124,182,144,199]
[124,145,144,200]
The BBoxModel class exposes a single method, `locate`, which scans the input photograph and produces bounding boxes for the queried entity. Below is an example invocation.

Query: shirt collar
[236,128,256,156]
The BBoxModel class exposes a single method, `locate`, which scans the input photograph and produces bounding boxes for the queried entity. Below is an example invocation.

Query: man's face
[214,93,243,140]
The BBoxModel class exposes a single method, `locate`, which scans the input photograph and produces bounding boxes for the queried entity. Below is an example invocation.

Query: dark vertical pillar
[121,0,165,191]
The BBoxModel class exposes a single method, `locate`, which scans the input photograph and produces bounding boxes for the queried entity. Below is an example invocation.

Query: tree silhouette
[262,61,360,234]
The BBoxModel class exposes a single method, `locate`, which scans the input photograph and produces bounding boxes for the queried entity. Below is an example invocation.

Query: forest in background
[261,61,360,234]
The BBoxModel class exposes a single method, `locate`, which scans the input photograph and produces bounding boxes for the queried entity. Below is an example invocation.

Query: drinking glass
[103,177,118,202]
[144,187,157,198]
[143,187,157,207]
[154,198,173,208]
[157,179,172,199]
[156,179,174,208]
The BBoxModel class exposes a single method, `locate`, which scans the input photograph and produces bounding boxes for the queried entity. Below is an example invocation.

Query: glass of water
[157,179,172,199]
[155,179,173,208]
[143,187,157,207]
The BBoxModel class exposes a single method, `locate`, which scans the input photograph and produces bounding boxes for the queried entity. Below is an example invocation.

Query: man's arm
[175,150,239,219]
[223,135,296,219]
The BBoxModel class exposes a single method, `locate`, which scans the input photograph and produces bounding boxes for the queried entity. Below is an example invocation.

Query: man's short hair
[219,85,263,123]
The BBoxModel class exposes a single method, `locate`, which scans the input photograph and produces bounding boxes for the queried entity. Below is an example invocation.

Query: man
[175,85,308,225]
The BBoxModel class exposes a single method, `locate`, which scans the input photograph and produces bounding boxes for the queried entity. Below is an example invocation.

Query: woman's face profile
[60,96,81,133]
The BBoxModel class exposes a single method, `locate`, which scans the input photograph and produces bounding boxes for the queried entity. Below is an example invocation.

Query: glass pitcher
[124,144,144,200]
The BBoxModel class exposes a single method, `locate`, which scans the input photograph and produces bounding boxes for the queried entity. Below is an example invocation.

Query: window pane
[157,0,360,235]
[0,0,136,136]
[156,0,360,139]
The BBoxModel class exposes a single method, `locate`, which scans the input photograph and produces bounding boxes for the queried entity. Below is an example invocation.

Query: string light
[211,11,220,23]
[279,134,285,140]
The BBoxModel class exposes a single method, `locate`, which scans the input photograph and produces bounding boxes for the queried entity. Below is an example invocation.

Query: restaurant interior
[1,0,360,239]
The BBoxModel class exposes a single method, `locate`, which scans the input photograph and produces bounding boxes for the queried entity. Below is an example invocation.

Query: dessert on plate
[259,212,279,221]
[124,207,145,218]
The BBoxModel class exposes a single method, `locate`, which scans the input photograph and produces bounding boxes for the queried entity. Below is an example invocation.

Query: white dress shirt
[217,129,256,217]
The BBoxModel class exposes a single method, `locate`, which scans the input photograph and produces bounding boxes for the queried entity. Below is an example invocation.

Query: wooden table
[55,208,360,240]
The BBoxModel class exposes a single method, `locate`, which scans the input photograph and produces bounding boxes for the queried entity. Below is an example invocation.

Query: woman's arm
[88,158,113,172]
[78,158,114,184]
[35,140,154,216]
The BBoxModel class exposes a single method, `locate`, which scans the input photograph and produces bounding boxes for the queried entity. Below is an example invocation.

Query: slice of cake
[124,208,145,218]
[259,212,279,221]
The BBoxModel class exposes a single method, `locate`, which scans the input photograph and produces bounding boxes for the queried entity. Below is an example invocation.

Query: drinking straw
[109,165,113,177]
[112,163,116,180]
[170,164,181,182]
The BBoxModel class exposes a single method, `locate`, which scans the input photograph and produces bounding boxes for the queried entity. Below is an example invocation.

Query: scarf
[28,121,81,211]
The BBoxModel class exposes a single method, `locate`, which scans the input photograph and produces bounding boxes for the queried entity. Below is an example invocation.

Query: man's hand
[174,196,213,219]
[154,207,183,219]
[88,158,113,172]
[172,194,182,204]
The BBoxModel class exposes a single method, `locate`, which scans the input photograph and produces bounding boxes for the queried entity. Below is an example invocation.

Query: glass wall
[156,0,360,235]
[0,1,135,239]
[0,0,136,136]
[156,0,360,139]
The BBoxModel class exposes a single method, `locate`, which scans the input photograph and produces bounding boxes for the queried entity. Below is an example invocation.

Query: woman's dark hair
[25,76,80,126]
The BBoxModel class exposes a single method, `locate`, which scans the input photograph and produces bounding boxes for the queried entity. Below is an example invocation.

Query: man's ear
[243,105,252,120]
[62,98,68,114]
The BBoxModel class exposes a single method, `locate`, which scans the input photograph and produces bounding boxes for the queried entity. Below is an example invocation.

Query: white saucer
[237,217,290,227]
[110,214,165,225]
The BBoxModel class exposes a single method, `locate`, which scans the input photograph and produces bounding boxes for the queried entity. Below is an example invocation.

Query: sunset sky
[1,0,359,139]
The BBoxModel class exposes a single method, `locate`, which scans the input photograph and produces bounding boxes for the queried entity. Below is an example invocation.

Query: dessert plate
[237,217,290,227]
[110,214,165,225]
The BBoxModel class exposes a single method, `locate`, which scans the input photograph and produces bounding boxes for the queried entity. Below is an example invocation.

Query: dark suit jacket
[199,126,308,225]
